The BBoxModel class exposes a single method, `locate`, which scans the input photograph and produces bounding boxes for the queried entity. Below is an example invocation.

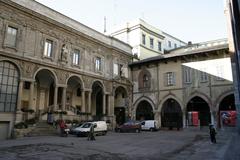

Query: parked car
[73,121,107,137]
[115,121,141,133]
[141,120,159,131]
[69,123,84,134]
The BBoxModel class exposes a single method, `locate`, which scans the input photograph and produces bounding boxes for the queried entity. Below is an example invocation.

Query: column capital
[85,89,92,93]
[56,84,67,88]
[20,78,35,82]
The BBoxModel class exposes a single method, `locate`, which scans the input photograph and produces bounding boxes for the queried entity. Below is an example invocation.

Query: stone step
[27,121,59,137]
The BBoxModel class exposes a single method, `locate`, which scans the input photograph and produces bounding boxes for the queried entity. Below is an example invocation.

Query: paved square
[0,129,235,160]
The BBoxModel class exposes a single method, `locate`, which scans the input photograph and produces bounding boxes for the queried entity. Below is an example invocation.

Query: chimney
[188,41,192,46]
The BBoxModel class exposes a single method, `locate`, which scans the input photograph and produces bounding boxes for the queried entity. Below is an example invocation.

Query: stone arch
[136,100,154,120]
[138,69,151,89]
[0,59,22,78]
[90,80,105,93]
[91,80,105,119]
[187,96,211,126]
[186,92,212,110]
[114,86,129,125]
[33,67,58,85]
[66,75,85,112]
[158,94,183,113]
[133,96,155,114]
[66,74,85,89]
[161,98,183,129]
[215,90,234,111]
[216,91,236,128]
[113,85,128,97]
[34,68,57,111]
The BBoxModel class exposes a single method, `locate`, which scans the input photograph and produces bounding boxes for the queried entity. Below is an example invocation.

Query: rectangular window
[168,41,172,48]
[24,82,30,90]
[166,72,175,86]
[150,38,154,49]
[142,34,146,45]
[174,43,177,48]
[73,49,80,65]
[5,26,18,47]
[200,68,208,82]
[95,57,101,72]
[184,68,191,83]
[158,41,162,51]
[44,40,53,57]
[216,65,224,80]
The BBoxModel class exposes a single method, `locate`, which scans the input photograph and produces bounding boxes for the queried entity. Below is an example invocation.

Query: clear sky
[36,0,227,43]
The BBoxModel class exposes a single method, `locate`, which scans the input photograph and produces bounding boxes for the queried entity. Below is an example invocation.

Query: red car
[115,121,141,133]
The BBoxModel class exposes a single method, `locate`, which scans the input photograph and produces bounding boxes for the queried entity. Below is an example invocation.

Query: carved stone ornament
[18,61,35,78]
[56,70,67,84]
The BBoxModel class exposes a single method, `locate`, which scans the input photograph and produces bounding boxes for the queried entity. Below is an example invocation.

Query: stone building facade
[109,19,187,60]
[130,39,235,129]
[0,0,133,139]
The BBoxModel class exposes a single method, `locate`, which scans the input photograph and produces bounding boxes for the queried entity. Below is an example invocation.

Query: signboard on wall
[188,111,199,126]
[220,111,237,126]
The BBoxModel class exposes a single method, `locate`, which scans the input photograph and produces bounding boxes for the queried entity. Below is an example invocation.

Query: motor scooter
[60,128,70,137]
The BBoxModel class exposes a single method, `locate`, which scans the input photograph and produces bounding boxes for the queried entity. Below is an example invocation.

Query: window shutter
[173,72,176,85]
[164,73,168,86]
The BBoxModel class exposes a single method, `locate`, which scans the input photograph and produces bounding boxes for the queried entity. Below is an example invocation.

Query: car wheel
[136,129,140,133]
[103,131,107,135]
[150,128,154,132]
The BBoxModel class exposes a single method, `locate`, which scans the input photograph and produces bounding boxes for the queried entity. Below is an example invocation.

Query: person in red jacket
[59,120,67,136]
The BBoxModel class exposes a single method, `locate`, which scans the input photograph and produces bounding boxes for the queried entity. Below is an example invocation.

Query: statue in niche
[61,44,69,62]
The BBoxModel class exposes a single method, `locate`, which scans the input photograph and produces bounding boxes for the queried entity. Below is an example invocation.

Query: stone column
[61,87,67,111]
[88,91,92,113]
[183,113,186,128]
[103,93,106,115]
[54,85,58,110]
[17,80,23,111]
[107,94,111,116]
[29,81,34,110]
[81,90,85,112]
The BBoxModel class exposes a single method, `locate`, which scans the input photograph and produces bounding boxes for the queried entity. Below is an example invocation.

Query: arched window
[0,61,19,112]
[143,74,149,88]
[138,69,151,90]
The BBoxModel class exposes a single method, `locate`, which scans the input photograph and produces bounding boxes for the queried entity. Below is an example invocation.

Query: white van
[141,120,158,131]
[74,121,107,137]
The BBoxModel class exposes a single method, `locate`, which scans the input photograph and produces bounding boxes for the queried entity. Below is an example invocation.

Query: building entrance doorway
[161,98,183,129]
[136,100,154,120]
[187,96,211,126]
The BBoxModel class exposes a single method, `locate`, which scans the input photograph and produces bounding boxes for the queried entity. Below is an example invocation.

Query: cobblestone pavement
[0,128,237,160]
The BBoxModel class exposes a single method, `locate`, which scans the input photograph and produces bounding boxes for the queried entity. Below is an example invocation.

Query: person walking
[209,124,217,143]
[59,119,67,137]
[88,123,96,141]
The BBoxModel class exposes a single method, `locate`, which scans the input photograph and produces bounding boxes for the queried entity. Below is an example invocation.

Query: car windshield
[124,121,139,125]
[81,123,92,128]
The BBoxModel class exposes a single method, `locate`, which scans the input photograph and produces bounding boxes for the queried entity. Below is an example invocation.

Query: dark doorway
[161,99,183,129]
[219,94,235,111]
[92,81,103,120]
[96,91,103,116]
[136,100,154,121]
[187,96,211,126]
[49,82,54,106]
[114,86,128,125]
[219,94,236,127]
[114,107,125,125]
